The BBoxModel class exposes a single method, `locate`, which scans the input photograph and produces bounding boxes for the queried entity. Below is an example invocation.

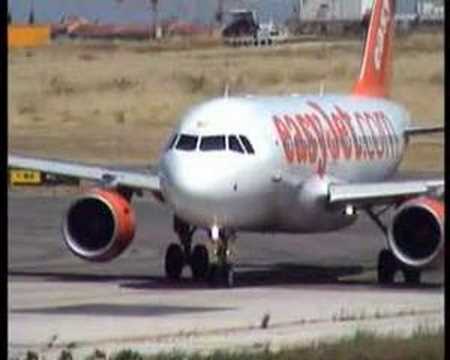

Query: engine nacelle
[388,196,444,269]
[62,188,136,262]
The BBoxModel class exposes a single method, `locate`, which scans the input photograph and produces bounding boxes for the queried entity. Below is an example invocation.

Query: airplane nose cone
[160,155,238,226]
[163,157,228,201]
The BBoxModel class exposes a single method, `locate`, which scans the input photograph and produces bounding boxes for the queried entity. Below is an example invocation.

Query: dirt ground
[8,32,444,171]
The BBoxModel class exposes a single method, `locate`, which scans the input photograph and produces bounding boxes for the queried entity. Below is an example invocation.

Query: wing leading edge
[404,125,444,137]
[329,179,444,206]
[8,154,160,192]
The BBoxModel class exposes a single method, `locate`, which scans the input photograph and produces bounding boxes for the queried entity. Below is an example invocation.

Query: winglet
[352,0,396,98]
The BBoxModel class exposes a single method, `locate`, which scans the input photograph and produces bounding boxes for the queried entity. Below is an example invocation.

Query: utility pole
[298,0,304,21]
[216,0,224,25]
[28,0,35,24]
[150,0,160,38]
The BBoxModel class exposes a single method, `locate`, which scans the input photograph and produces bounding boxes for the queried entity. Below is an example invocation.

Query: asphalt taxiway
[8,189,444,359]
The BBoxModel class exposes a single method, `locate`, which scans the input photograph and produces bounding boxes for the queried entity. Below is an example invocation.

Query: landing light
[211,225,220,241]
[344,205,356,216]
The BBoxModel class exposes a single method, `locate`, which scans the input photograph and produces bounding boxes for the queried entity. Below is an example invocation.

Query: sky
[8,0,297,25]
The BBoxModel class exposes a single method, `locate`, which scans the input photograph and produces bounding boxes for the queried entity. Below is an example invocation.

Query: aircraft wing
[8,154,160,192]
[404,125,444,137]
[328,179,444,206]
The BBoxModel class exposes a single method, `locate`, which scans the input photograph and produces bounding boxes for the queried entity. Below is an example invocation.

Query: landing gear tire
[224,263,234,288]
[403,268,421,285]
[191,244,209,280]
[377,249,398,285]
[207,263,234,288]
[165,243,184,280]
[207,264,218,286]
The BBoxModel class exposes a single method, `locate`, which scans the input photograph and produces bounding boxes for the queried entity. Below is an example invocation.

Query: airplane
[8,0,444,287]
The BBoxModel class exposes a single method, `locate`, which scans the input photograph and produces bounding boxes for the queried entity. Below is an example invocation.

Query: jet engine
[388,196,444,268]
[62,188,136,262]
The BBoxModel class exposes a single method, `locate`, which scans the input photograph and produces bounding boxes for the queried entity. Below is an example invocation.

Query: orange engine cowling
[388,196,444,269]
[62,188,136,262]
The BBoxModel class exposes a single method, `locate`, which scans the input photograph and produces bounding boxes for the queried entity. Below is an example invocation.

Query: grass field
[8,32,444,171]
[31,327,444,360]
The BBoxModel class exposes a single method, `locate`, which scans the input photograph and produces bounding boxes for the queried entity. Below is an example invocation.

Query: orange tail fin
[352,0,396,98]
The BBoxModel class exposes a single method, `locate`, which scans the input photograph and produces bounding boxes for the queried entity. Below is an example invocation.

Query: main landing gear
[366,207,422,285]
[377,249,421,285]
[165,216,209,281]
[164,217,236,287]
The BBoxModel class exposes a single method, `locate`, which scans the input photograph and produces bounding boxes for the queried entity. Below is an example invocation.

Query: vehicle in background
[222,10,288,47]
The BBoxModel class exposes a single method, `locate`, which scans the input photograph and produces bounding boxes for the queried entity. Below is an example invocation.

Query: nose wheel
[207,228,236,288]
[208,263,234,288]
[164,218,237,287]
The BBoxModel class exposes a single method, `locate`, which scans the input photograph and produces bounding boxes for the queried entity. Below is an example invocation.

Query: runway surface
[8,189,444,359]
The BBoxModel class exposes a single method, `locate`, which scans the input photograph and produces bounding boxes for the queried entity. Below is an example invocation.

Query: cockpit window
[176,134,198,151]
[200,136,226,151]
[239,135,255,154]
[228,135,244,153]
[165,134,178,151]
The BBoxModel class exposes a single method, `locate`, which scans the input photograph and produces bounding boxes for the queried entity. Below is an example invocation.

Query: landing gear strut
[377,249,422,285]
[377,249,397,284]
[366,207,422,285]
[208,228,236,288]
[164,216,210,281]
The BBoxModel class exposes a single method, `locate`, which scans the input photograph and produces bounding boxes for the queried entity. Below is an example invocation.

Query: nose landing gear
[164,217,236,287]
[208,229,236,288]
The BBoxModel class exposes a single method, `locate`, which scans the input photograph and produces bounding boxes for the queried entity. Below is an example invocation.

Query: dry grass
[89,327,445,360]
[8,32,443,171]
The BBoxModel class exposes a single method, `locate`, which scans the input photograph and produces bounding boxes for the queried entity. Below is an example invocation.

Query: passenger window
[176,134,198,151]
[228,135,244,153]
[239,135,255,154]
[200,136,226,151]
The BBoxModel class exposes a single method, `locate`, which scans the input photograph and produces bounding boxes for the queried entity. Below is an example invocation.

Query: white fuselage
[159,94,411,233]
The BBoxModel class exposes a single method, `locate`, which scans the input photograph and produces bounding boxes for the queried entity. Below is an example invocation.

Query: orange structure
[8,25,50,48]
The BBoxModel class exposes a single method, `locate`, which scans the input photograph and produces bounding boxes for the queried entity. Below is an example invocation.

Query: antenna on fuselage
[319,80,325,96]
[224,83,230,98]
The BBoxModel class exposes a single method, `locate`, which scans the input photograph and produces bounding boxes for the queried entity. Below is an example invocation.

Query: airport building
[296,0,444,22]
